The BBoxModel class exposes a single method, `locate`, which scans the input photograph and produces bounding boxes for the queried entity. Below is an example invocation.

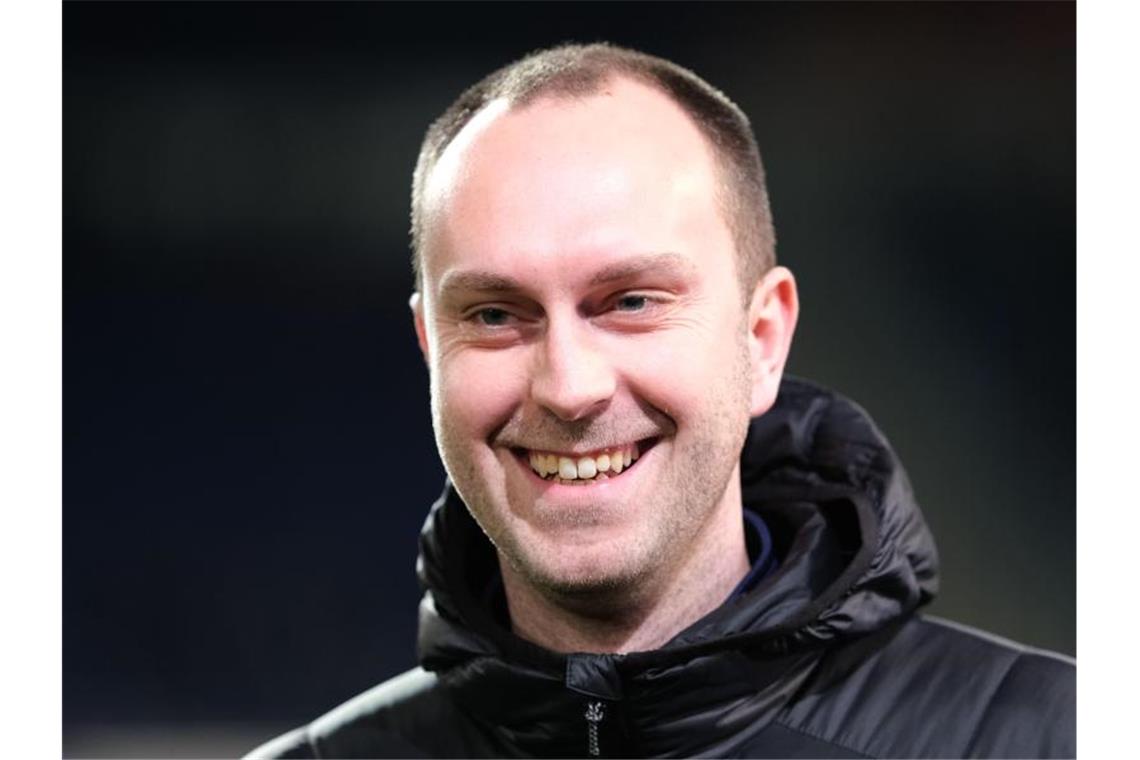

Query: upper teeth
[528,443,639,481]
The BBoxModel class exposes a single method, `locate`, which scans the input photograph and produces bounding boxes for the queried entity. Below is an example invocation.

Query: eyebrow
[437,252,696,297]
[587,252,695,287]
[438,270,522,296]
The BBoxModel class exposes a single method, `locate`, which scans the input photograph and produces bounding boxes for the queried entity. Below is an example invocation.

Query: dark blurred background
[63,2,1074,756]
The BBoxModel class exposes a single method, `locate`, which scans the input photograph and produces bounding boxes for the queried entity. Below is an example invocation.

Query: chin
[508,530,655,599]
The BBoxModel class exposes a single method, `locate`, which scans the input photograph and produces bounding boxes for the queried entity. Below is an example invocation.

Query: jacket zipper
[584,700,605,757]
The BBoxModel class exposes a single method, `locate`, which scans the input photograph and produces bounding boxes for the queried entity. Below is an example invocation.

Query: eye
[473,307,513,326]
[613,294,649,312]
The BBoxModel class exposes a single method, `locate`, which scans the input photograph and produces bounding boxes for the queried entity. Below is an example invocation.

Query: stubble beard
[431,331,754,611]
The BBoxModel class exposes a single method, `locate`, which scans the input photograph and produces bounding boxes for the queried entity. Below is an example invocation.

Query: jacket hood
[415,376,938,667]
[412,376,939,754]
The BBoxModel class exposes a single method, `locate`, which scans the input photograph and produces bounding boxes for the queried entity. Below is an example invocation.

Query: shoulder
[777,614,1075,758]
[916,616,1075,758]
[244,668,471,759]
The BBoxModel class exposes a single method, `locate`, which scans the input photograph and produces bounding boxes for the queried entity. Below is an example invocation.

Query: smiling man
[412,72,796,657]
[249,44,1074,759]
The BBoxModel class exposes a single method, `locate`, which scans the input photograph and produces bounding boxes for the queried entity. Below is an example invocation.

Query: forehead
[419,77,734,295]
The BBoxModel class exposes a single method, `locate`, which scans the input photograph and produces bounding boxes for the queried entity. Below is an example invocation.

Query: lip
[508,437,662,506]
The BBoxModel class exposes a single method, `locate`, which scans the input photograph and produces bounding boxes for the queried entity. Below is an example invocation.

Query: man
[250,43,1074,758]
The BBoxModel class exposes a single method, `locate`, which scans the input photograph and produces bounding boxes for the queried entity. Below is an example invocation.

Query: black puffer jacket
[249,378,1075,759]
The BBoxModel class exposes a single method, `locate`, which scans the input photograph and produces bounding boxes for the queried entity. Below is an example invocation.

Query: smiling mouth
[511,438,660,485]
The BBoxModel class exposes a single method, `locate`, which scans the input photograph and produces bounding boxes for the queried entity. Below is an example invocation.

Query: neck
[500,477,751,654]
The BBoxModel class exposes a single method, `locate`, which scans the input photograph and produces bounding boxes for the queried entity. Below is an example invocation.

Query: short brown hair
[410,43,776,298]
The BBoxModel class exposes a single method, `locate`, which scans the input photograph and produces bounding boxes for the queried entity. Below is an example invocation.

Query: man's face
[414,79,763,598]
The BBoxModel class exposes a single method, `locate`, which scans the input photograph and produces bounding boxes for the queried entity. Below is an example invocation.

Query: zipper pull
[584,700,605,757]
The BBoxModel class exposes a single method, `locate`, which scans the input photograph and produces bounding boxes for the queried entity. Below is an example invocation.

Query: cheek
[434,351,528,436]
[614,320,747,418]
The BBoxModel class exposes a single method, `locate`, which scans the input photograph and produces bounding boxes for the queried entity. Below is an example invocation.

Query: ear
[746,266,799,416]
[409,291,430,364]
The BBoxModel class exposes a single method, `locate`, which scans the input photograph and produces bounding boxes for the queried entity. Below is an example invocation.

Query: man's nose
[530,319,616,421]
